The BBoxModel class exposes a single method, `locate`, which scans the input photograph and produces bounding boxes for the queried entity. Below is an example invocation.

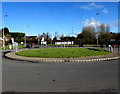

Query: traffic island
[5,48,120,63]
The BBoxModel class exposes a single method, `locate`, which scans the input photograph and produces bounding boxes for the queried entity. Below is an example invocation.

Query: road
[2,52,119,92]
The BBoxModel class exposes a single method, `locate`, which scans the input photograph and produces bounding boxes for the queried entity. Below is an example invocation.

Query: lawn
[0,45,25,50]
[16,48,111,58]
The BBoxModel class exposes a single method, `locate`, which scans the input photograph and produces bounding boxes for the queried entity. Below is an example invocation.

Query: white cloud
[84,17,101,27]
[79,3,104,10]
[109,20,120,27]
[110,22,118,27]
[79,5,92,10]
[89,2,96,6]
[102,9,109,14]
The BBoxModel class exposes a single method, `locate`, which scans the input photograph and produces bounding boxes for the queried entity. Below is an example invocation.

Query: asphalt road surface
[2,52,119,92]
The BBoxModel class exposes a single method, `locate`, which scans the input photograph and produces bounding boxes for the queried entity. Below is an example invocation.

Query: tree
[64,36,69,41]
[115,33,120,40]
[10,32,25,42]
[46,32,52,44]
[54,32,58,40]
[2,27,10,35]
[53,36,57,41]
[68,36,75,41]
[40,32,52,44]
[77,26,96,44]
[46,32,49,40]
[97,24,111,44]
[60,34,64,41]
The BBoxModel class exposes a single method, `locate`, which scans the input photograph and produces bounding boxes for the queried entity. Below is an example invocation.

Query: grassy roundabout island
[15,48,111,58]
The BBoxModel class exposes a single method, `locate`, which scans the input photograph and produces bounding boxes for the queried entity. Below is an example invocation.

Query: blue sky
[2,2,118,38]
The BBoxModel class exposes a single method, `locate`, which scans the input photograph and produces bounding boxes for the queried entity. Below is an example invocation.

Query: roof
[26,36,37,38]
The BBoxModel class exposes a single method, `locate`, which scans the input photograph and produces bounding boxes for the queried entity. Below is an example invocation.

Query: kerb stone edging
[5,51,120,63]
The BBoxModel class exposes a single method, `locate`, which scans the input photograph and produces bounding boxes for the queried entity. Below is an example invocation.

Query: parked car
[26,43,35,48]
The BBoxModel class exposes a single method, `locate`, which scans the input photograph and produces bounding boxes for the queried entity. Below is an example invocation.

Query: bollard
[111,46,113,52]
[108,45,111,52]
[9,45,12,49]
[15,46,17,52]
[14,42,18,52]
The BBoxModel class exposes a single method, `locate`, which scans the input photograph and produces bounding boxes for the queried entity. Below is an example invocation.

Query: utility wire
[44,2,65,31]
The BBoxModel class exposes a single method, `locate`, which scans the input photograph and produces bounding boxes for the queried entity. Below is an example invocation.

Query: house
[0,29,10,47]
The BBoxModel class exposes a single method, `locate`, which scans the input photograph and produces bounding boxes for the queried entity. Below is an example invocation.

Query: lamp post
[24,35,26,47]
[95,31,99,45]
[24,25,29,47]
[2,15,8,49]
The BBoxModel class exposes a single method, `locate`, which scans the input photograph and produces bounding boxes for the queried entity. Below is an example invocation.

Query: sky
[1,2,119,38]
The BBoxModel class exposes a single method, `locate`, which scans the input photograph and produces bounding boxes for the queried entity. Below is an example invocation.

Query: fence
[103,45,120,54]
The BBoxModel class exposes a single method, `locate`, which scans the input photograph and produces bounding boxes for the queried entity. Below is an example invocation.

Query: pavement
[4,47,120,63]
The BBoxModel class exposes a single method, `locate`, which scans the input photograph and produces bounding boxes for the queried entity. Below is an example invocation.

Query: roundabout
[5,47,120,63]
[15,48,110,58]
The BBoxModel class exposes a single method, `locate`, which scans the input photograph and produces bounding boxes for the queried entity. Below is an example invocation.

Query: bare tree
[97,24,111,44]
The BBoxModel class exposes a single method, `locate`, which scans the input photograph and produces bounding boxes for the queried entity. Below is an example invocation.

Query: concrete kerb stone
[5,50,120,63]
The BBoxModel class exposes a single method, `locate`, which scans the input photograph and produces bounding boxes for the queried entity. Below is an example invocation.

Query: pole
[24,25,28,47]
[97,36,98,45]
[2,27,5,49]
[96,32,99,45]
[24,35,26,47]
[2,15,7,49]
[2,15,4,49]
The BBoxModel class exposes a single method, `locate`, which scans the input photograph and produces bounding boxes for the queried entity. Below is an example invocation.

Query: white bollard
[9,45,12,49]
[111,46,113,52]
[15,46,17,52]
[108,45,111,52]
[15,42,18,52]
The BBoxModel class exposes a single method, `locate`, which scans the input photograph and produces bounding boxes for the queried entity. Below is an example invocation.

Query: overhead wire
[70,2,84,35]
[44,2,65,32]
[54,2,67,37]
[54,2,66,33]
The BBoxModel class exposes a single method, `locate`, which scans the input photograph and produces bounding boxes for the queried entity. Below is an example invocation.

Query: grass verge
[0,45,25,50]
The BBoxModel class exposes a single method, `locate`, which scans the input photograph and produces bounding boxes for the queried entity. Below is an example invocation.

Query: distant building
[25,36,38,44]
[0,29,10,47]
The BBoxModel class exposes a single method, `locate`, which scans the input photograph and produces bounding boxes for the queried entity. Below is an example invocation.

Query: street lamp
[96,33,99,45]
[24,35,26,47]
[2,15,8,49]
[24,25,29,47]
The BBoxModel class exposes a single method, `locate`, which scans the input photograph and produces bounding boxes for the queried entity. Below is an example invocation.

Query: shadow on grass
[87,48,101,51]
